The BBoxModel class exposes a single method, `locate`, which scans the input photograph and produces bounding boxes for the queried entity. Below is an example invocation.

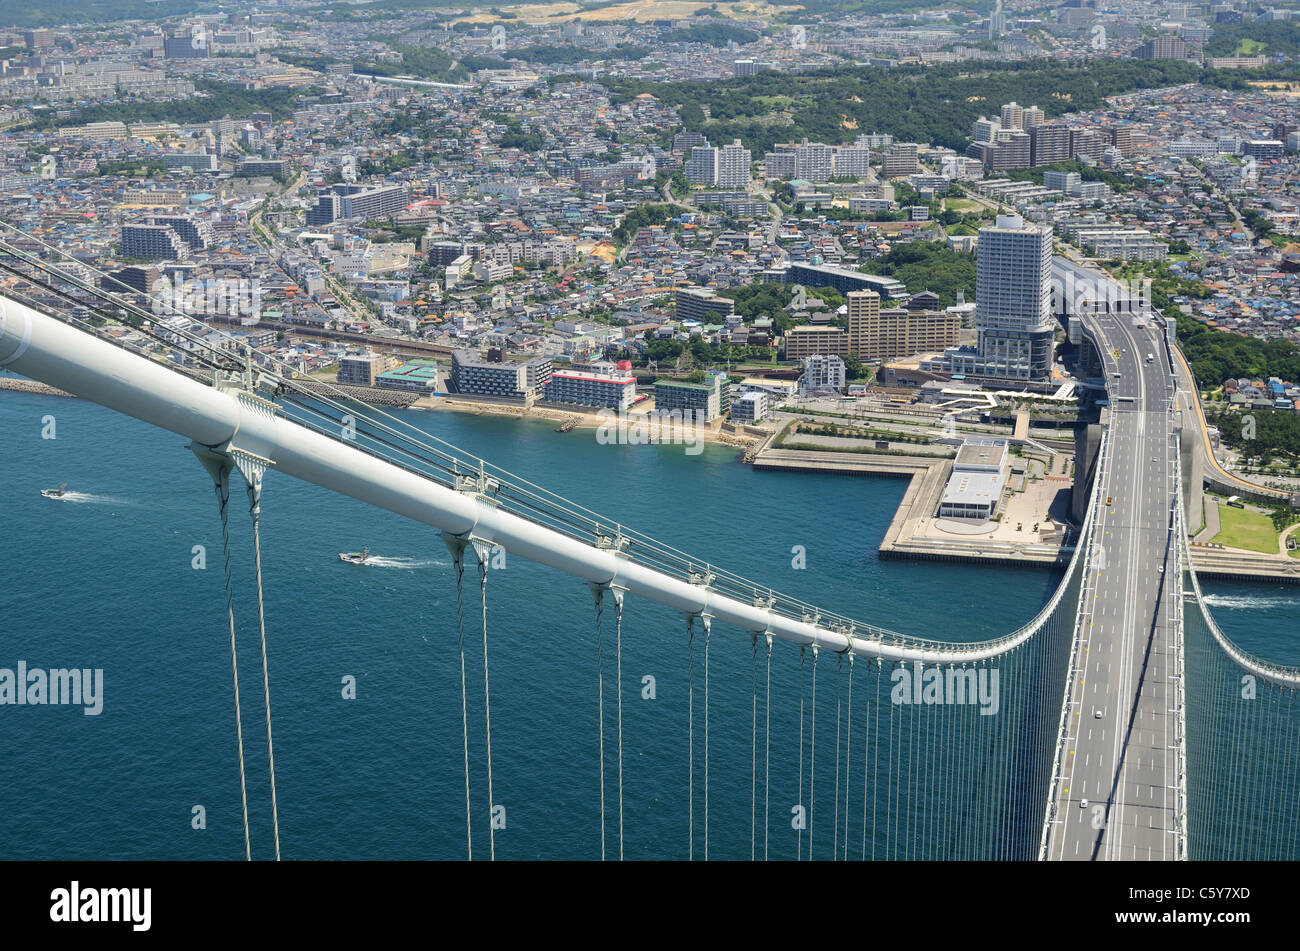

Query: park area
[1212,504,1281,554]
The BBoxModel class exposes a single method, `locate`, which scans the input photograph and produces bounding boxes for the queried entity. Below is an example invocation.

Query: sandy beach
[413,395,762,448]
[0,376,764,450]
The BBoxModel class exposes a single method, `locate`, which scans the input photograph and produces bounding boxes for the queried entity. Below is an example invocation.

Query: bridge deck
[1046,259,1182,861]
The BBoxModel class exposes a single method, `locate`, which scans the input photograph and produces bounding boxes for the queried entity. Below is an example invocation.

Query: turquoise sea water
[0,387,1295,860]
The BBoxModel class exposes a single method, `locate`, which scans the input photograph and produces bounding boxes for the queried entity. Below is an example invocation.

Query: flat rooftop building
[938,438,1010,520]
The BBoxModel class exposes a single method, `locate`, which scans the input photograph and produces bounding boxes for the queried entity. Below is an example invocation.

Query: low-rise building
[543,360,637,410]
[731,390,769,424]
[337,350,393,386]
[376,359,439,394]
[938,438,1009,520]
[654,375,722,423]
[450,349,551,402]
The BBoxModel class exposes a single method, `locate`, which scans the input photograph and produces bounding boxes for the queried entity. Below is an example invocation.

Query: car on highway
[1094,709,1103,719]
[1080,798,1089,809]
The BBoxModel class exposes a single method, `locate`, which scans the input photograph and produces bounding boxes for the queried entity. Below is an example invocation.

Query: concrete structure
[938,438,1009,520]
[853,301,961,362]
[799,354,846,395]
[882,143,919,177]
[927,214,1054,382]
[307,183,411,226]
[784,325,852,360]
[675,286,734,322]
[338,351,392,386]
[148,216,209,252]
[1075,229,1168,262]
[377,359,439,394]
[160,152,218,172]
[121,223,188,261]
[795,140,833,183]
[685,143,719,186]
[1030,124,1073,167]
[1133,33,1202,62]
[731,390,769,424]
[717,140,751,190]
[451,349,551,401]
[542,362,637,410]
[776,262,908,300]
[653,376,722,423]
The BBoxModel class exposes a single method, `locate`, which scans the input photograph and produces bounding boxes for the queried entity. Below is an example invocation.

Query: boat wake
[1202,593,1300,610]
[352,555,446,570]
[49,491,128,505]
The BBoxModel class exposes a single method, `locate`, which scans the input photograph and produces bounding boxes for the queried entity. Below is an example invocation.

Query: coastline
[1,376,762,450]
[0,378,75,399]
[412,395,761,448]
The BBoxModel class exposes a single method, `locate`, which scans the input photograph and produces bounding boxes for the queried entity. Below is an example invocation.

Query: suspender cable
[751,631,758,862]
[908,667,919,860]
[593,586,607,861]
[871,658,881,861]
[844,654,853,862]
[687,614,695,862]
[202,455,251,861]
[833,655,842,862]
[703,615,711,862]
[861,658,871,861]
[244,469,281,862]
[797,645,806,861]
[451,543,473,860]
[764,633,772,862]
[477,551,497,862]
[808,644,818,862]
[614,589,625,862]
[888,661,899,861]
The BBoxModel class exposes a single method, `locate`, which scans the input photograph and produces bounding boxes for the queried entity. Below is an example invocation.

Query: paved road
[1045,258,1182,861]
[1168,342,1288,501]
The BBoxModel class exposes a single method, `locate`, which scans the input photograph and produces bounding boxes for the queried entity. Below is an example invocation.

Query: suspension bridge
[0,235,1296,861]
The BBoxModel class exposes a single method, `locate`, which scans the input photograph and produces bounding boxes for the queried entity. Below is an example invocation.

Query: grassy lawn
[1235,38,1266,56]
[946,198,983,213]
[1212,504,1280,553]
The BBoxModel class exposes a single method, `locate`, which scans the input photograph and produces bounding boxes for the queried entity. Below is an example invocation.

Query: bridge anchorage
[0,241,1298,861]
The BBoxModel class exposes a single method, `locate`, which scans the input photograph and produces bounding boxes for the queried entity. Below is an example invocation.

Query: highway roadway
[1044,258,1183,860]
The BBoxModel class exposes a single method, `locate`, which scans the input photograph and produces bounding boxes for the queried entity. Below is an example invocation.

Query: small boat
[339,546,370,565]
[41,482,68,499]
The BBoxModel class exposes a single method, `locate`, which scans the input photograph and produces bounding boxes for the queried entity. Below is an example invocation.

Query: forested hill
[604,60,1246,153]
